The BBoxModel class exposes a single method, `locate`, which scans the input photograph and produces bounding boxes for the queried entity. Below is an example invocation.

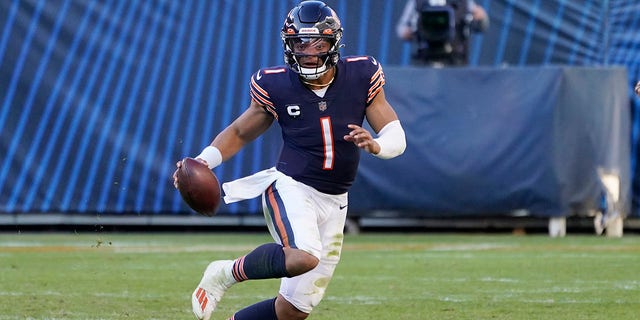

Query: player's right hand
[173,158,208,189]
[172,161,182,189]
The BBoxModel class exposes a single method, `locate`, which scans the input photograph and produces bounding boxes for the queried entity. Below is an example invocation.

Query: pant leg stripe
[266,183,296,249]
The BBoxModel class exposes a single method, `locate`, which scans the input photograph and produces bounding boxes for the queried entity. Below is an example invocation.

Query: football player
[174,1,406,319]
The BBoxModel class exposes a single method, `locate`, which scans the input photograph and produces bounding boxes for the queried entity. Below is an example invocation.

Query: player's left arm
[344,88,406,159]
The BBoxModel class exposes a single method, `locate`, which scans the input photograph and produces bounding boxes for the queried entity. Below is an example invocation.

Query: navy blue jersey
[250,56,385,194]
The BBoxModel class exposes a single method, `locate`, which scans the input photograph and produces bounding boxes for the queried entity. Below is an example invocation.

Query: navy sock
[231,298,277,320]
[232,243,289,282]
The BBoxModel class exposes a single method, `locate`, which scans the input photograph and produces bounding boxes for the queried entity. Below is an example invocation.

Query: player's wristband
[195,146,222,169]
[373,120,406,159]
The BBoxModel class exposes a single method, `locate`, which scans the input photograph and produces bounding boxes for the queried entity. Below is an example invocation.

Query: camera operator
[397,0,489,66]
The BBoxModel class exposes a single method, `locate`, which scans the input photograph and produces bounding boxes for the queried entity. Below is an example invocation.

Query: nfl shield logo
[318,101,327,111]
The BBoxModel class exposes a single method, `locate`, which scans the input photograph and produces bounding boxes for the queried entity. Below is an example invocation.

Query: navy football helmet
[281,1,343,79]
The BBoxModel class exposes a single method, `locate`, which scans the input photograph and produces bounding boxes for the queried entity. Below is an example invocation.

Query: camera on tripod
[414,0,472,65]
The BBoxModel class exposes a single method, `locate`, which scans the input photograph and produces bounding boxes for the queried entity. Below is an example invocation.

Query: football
[176,157,221,217]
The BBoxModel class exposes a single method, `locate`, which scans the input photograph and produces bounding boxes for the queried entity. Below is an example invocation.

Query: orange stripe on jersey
[370,64,383,84]
[250,78,273,106]
[367,65,385,103]
[367,86,383,104]
[250,86,273,107]
[267,185,289,247]
[250,77,270,97]
[264,104,278,119]
[369,74,385,93]
[249,96,278,119]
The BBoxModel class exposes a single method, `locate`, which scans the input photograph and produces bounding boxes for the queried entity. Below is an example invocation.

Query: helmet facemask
[283,35,341,80]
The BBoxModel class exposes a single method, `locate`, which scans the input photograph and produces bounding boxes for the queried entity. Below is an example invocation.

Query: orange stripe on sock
[233,256,248,281]
[239,257,247,280]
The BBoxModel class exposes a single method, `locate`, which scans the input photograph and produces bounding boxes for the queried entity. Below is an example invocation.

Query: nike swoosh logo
[339,204,348,210]
[256,71,262,80]
[371,57,378,65]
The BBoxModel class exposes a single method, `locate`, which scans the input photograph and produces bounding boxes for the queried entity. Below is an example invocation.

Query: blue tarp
[351,66,630,217]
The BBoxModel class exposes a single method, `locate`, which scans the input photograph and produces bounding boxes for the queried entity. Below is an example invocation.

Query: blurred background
[1,0,639,234]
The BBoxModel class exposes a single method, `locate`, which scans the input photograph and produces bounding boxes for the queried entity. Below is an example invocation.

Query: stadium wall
[0,0,638,220]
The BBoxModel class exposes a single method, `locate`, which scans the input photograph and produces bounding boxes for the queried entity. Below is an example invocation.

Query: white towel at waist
[222,167,285,204]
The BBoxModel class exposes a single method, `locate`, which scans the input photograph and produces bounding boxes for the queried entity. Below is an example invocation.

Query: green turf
[0,232,638,319]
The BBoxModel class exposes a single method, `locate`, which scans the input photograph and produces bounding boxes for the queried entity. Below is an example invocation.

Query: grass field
[1,232,639,319]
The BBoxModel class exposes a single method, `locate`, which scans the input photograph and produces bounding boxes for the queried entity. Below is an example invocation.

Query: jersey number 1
[320,117,334,170]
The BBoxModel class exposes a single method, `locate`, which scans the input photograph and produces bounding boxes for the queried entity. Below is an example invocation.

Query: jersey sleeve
[344,56,386,105]
[367,58,385,105]
[249,69,278,119]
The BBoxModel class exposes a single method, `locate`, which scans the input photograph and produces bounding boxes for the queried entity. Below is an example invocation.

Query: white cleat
[192,260,235,320]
